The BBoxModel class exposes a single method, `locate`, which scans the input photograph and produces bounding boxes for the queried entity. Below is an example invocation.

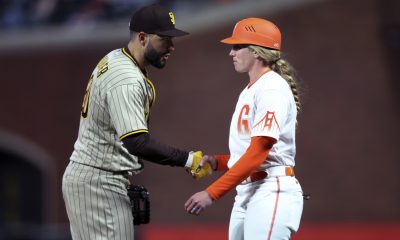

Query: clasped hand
[187,152,215,180]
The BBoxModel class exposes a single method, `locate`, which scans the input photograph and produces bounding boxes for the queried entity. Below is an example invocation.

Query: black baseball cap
[129,4,189,37]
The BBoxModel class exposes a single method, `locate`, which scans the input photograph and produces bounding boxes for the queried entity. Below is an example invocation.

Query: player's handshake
[185,151,213,180]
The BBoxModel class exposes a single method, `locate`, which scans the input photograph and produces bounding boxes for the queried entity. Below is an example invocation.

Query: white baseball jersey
[70,48,155,174]
[227,70,297,170]
[227,70,303,240]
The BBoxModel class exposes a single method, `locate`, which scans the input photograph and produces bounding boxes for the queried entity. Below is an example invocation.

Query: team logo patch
[253,111,280,132]
[169,12,175,25]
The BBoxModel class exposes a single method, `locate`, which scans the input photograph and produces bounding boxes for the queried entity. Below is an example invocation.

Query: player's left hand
[184,191,213,216]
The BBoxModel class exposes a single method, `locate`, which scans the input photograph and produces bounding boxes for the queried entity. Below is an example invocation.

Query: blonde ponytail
[248,45,301,114]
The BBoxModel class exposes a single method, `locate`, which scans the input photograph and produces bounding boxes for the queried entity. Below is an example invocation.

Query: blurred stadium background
[0,0,399,239]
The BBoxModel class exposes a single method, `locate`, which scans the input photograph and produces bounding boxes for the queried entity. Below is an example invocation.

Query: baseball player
[62,4,210,240]
[185,18,304,239]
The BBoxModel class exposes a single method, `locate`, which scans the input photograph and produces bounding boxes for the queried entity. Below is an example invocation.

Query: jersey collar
[122,47,148,77]
[247,68,271,89]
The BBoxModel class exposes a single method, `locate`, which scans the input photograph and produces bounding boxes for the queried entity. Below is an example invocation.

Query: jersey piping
[120,129,149,140]
[122,47,156,107]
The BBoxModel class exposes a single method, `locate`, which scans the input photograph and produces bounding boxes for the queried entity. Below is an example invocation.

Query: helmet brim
[220,37,250,45]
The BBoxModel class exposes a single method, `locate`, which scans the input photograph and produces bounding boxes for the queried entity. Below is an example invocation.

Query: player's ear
[254,53,265,63]
[138,32,149,46]
[252,51,260,59]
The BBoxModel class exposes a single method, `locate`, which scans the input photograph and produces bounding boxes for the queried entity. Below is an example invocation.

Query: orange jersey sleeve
[206,136,275,200]
[214,155,230,171]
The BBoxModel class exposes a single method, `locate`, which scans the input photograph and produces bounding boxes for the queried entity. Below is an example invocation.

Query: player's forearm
[206,136,275,200]
[122,133,189,167]
[214,155,230,171]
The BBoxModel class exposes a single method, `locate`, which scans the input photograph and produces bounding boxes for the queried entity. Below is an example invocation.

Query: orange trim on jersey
[267,177,281,240]
[206,136,276,200]
[120,129,149,140]
[214,155,230,171]
[247,68,271,88]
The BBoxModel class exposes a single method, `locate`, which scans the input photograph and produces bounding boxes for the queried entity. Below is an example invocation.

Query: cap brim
[221,37,248,44]
[156,28,189,37]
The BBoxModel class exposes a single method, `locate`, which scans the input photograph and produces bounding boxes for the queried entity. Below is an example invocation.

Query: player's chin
[234,66,246,73]
[152,59,167,69]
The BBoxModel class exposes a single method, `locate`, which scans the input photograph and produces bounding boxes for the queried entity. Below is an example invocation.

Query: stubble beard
[144,43,166,69]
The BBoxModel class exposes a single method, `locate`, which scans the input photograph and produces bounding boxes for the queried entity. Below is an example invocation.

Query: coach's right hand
[200,155,217,171]
[185,151,212,180]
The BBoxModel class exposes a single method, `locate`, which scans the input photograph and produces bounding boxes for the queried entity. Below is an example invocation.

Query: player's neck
[248,65,271,86]
[127,42,146,70]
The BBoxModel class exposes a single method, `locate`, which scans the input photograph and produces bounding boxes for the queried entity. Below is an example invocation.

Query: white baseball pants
[229,175,303,240]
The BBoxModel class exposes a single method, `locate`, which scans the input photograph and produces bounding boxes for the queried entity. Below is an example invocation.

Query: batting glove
[185,151,212,180]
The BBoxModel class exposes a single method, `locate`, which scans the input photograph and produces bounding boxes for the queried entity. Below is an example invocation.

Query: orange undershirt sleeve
[214,155,230,171]
[206,136,276,200]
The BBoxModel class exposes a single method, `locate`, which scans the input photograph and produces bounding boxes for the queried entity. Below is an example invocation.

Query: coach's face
[144,34,175,68]
[229,44,256,73]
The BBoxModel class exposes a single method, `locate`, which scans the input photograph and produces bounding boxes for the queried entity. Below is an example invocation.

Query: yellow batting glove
[190,151,212,180]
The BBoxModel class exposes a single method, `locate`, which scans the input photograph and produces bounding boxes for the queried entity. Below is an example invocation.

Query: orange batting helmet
[221,18,281,50]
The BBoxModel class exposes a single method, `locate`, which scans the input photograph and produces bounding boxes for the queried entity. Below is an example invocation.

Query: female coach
[185,18,304,240]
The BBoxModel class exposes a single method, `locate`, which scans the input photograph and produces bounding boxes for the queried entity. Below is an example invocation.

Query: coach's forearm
[122,133,189,167]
